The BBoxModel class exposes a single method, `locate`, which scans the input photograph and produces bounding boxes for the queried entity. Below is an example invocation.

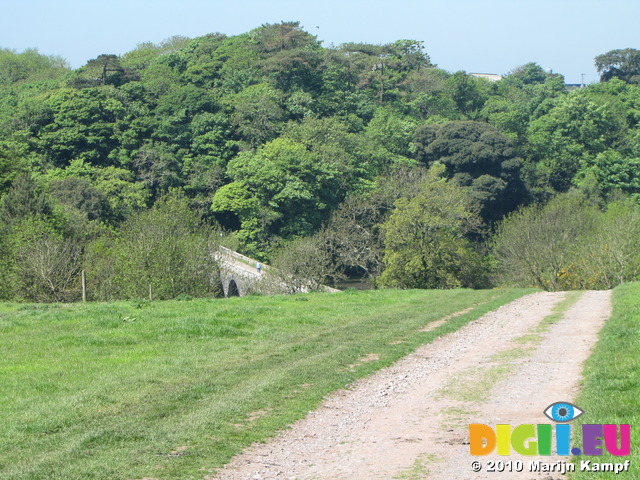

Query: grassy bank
[571,282,640,478]
[0,288,530,480]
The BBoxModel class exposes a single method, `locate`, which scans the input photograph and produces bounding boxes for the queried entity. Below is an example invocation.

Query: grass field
[570,282,640,479]
[0,288,532,480]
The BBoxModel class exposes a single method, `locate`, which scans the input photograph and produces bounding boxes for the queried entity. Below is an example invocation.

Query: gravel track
[209,290,612,480]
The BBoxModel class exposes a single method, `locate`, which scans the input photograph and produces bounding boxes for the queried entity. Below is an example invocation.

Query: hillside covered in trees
[1,22,639,301]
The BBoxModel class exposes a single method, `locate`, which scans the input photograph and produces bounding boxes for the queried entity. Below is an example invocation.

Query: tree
[572,199,640,289]
[319,193,386,281]
[270,233,342,293]
[0,48,68,85]
[595,48,640,84]
[365,108,417,159]
[47,177,110,222]
[72,54,137,87]
[121,36,190,72]
[0,142,28,196]
[377,165,484,289]
[93,167,150,222]
[414,121,525,224]
[574,150,640,201]
[132,142,181,197]
[492,193,597,291]
[33,87,126,167]
[446,71,490,116]
[0,174,54,226]
[525,90,628,195]
[505,62,561,86]
[5,216,83,302]
[225,83,284,148]
[87,191,220,300]
[250,21,320,53]
[211,138,341,257]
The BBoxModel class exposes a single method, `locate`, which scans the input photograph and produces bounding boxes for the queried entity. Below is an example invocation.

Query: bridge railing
[216,245,340,295]
[217,246,269,271]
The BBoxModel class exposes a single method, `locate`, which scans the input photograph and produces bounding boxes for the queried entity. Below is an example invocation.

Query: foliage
[574,150,640,201]
[492,193,640,291]
[414,120,525,224]
[525,88,629,196]
[269,234,342,292]
[571,200,640,289]
[595,48,640,84]
[211,138,341,257]
[5,216,83,302]
[1,26,640,298]
[0,48,68,85]
[492,193,597,291]
[87,191,220,300]
[377,165,485,289]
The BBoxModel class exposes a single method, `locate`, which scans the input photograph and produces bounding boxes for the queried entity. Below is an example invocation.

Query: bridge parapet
[214,246,339,297]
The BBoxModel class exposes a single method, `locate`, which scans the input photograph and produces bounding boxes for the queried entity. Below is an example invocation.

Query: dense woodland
[1,22,640,301]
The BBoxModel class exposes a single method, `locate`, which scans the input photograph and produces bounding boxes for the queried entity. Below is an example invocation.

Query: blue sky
[1,0,638,84]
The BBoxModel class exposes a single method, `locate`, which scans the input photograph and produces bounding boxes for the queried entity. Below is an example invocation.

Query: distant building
[469,73,503,82]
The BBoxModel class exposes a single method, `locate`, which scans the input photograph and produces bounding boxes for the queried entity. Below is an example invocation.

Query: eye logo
[544,402,584,422]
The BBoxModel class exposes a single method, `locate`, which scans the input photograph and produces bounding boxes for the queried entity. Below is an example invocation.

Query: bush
[85,191,221,300]
[493,193,640,290]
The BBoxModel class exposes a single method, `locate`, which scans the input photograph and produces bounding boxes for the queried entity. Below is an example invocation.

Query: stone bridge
[215,246,340,297]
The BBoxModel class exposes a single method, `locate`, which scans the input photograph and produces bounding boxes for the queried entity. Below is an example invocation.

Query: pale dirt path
[208,290,611,480]
[429,289,611,480]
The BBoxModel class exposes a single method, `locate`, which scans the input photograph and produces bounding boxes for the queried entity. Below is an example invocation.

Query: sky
[1,0,638,85]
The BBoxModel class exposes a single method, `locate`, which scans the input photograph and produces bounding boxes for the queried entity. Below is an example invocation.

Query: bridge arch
[226,279,240,297]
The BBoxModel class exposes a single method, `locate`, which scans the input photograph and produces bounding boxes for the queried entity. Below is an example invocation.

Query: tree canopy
[0,26,639,299]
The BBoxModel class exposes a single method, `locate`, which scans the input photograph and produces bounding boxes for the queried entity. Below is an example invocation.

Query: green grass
[393,453,437,480]
[0,288,532,480]
[570,283,640,479]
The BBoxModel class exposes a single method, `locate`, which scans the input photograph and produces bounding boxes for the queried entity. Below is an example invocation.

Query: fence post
[82,270,86,302]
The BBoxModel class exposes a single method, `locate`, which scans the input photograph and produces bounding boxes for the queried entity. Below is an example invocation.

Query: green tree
[595,48,640,84]
[575,150,640,201]
[414,121,525,224]
[377,165,484,289]
[225,83,284,148]
[0,174,54,226]
[492,193,597,291]
[211,138,341,257]
[446,71,490,116]
[93,167,149,222]
[0,48,68,85]
[0,142,28,196]
[33,87,126,167]
[506,62,562,86]
[72,54,138,87]
[47,177,110,222]
[88,191,219,300]
[525,90,628,195]
[572,199,640,289]
[365,108,417,159]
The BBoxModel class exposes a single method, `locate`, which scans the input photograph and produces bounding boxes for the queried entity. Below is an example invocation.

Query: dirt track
[209,290,612,480]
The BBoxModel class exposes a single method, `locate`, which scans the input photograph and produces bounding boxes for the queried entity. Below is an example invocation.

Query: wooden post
[149,284,152,301]
[81,270,86,302]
